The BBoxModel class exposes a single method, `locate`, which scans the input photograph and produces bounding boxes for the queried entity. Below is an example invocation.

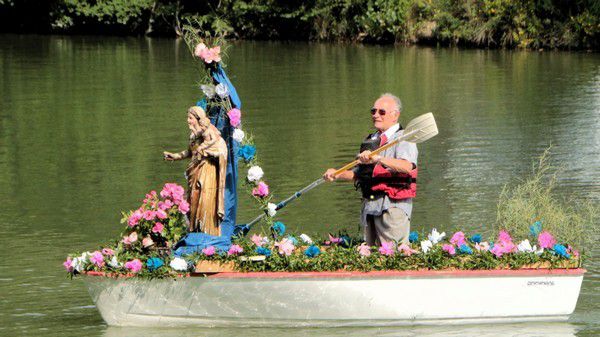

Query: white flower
[535,247,544,256]
[517,239,535,253]
[299,234,313,244]
[267,203,277,217]
[200,84,215,99]
[215,83,229,98]
[420,240,433,254]
[247,165,264,182]
[71,258,83,272]
[232,128,245,143]
[169,257,188,271]
[427,228,446,244]
[108,256,121,269]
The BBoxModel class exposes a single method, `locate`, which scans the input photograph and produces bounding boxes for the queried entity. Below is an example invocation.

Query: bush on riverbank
[1,0,598,50]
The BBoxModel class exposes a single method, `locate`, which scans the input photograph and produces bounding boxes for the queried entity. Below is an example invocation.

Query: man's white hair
[379,93,402,113]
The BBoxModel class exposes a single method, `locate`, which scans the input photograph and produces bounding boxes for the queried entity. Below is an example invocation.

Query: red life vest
[354,129,417,200]
[370,164,417,200]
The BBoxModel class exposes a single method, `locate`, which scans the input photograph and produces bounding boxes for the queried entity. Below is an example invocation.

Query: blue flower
[196,98,207,110]
[340,235,352,248]
[409,231,419,243]
[552,244,570,258]
[255,247,271,257]
[470,234,482,243]
[271,221,286,236]
[304,245,321,258]
[146,257,164,271]
[286,235,298,245]
[459,244,473,254]
[530,221,543,236]
[238,145,256,162]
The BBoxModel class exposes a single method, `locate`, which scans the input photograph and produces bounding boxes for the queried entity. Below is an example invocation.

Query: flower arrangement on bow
[64,183,190,277]
[182,23,276,228]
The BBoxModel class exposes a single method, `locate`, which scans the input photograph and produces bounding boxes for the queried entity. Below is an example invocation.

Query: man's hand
[357,150,381,165]
[323,168,338,182]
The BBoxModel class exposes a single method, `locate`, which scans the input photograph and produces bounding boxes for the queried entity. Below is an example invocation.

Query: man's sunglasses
[370,108,387,116]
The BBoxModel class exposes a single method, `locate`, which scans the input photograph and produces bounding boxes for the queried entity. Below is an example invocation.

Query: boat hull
[84,269,584,327]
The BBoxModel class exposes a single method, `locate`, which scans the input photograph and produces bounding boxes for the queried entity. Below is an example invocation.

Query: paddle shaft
[243,128,419,229]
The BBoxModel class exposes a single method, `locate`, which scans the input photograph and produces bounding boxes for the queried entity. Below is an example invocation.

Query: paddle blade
[402,112,438,143]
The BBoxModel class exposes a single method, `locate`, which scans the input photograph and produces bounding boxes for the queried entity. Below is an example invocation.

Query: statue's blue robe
[173,65,241,255]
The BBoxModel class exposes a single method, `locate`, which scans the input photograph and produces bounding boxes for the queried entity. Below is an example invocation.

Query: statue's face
[187,113,199,130]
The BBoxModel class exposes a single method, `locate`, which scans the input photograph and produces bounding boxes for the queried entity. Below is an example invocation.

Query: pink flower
[63,257,73,272]
[158,199,173,211]
[398,243,418,256]
[252,182,270,198]
[122,232,138,245]
[379,241,395,256]
[127,210,143,227]
[475,242,490,252]
[227,244,244,256]
[142,237,154,248]
[194,43,207,58]
[357,243,371,257]
[538,231,557,249]
[442,244,456,255]
[489,231,518,257]
[152,222,164,234]
[498,230,513,244]
[328,234,342,244]
[101,248,114,256]
[178,200,190,214]
[275,238,295,256]
[160,183,185,202]
[251,234,267,247]
[202,246,216,256]
[156,209,167,219]
[450,231,466,246]
[143,210,156,221]
[90,251,105,267]
[124,259,142,273]
[567,245,579,258]
[143,190,157,203]
[198,46,221,63]
[227,108,241,127]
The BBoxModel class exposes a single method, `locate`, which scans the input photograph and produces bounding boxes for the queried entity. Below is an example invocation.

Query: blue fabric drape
[173,65,241,255]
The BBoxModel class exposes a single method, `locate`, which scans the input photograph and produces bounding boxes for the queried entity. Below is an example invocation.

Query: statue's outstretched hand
[163,151,176,161]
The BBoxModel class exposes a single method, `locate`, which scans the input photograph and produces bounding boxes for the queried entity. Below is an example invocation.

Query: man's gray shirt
[356,124,418,226]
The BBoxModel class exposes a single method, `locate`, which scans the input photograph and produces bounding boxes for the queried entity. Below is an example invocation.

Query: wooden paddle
[233,112,439,235]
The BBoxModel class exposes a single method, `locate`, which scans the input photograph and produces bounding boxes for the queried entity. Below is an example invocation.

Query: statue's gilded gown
[185,128,227,235]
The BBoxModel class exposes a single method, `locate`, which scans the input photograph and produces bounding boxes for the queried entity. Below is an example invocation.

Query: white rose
[299,234,313,244]
[427,228,446,244]
[72,257,84,273]
[517,239,534,253]
[169,257,188,271]
[267,203,277,217]
[200,84,216,99]
[232,128,245,143]
[108,256,121,269]
[420,240,433,254]
[247,166,264,182]
[215,83,229,98]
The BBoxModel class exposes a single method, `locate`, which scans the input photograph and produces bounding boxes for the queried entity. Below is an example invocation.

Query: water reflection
[104,322,579,337]
[0,35,599,336]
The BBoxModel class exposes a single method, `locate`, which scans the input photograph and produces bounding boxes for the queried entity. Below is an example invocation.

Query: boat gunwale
[83,268,586,279]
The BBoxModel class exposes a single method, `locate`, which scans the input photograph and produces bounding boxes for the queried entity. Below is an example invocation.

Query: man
[323,93,418,246]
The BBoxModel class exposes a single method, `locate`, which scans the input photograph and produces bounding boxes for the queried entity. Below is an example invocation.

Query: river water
[0,35,598,336]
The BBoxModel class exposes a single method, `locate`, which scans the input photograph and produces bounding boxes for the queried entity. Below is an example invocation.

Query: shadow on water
[103,322,580,337]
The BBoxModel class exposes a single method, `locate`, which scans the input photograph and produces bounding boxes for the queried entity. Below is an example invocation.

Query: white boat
[83,268,585,327]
